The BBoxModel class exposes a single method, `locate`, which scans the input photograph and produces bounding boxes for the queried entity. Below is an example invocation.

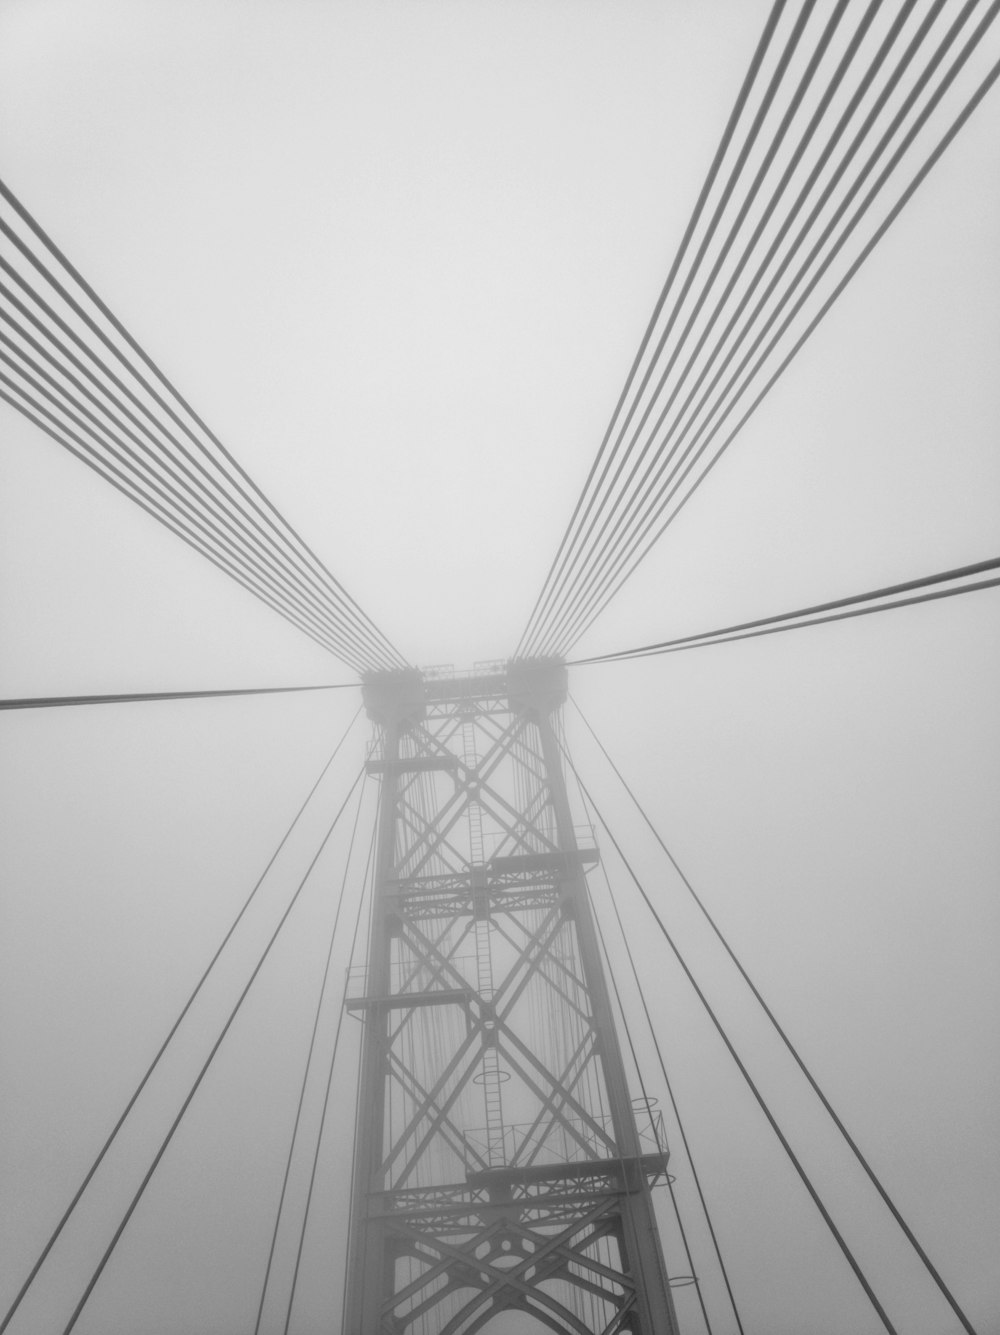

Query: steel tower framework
[344,660,681,1334]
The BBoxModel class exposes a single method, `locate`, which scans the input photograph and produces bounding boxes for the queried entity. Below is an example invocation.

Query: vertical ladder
[464,717,505,1167]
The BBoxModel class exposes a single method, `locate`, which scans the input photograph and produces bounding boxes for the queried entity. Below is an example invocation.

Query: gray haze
[1,3,998,1334]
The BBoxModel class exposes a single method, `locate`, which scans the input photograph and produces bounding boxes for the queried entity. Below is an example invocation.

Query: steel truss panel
[346,661,680,1334]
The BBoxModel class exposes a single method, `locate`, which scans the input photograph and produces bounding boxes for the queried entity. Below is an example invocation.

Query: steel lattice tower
[344,659,680,1334]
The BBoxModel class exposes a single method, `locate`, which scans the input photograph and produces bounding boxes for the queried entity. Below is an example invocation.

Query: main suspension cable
[516,0,790,658]
[522,2,999,658]
[0,178,407,674]
[550,13,1000,652]
[0,298,384,662]
[0,379,372,664]
[0,314,384,668]
[531,0,842,656]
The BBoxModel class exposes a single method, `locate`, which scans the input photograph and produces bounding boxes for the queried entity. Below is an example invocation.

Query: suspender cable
[59,765,366,1335]
[568,557,1000,666]
[0,683,358,710]
[570,695,981,1335]
[545,7,1000,654]
[516,0,790,658]
[252,773,369,1335]
[0,707,362,1335]
[564,754,900,1335]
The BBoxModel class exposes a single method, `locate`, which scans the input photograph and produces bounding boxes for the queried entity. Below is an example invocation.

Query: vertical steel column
[343,678,408,1334]
[533,699,681,1335]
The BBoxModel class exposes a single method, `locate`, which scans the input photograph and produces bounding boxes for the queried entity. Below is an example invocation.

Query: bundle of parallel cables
[0,179,406,675]
[518,0,1000,660]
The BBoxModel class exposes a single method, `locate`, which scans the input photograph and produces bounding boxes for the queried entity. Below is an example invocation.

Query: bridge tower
[344,659,681,1334]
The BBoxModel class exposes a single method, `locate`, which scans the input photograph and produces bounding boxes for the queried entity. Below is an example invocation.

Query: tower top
[361,658,566,723]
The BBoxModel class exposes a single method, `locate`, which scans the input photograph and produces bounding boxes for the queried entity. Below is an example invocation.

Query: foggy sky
[1,3,998,1334]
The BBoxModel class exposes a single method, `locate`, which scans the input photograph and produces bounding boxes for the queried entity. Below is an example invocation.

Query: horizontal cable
[0,683,358,711]
[569,557,1000,665]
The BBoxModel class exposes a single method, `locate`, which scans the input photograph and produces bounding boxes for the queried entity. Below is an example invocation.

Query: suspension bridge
[1,3,998,1333]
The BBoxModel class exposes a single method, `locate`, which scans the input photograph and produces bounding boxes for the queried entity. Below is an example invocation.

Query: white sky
[1,3,998,1334]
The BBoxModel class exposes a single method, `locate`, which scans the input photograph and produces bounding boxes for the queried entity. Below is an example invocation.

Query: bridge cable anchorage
[252,774,369,1335]
[55,765,365,1335]
[538,8,1000,657]
[568,557,1000,667]
[563,753,901,1335]
[582,852,718,1335]
[0,706,362,1335]
[519,0,1000,660]
[568,694,983,1335]
[0,308,386,670]
[515,0,790,661]
[565,742,745,1335]
[0,180,407,676]
[0,682,360,710]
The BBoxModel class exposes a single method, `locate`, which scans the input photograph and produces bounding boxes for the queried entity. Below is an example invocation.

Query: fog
[1,3,998,1334]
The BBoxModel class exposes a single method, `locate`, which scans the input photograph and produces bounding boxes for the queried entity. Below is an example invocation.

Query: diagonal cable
[570,694,981,1335]
[0,178,407,674]
[0,707,362,1335]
